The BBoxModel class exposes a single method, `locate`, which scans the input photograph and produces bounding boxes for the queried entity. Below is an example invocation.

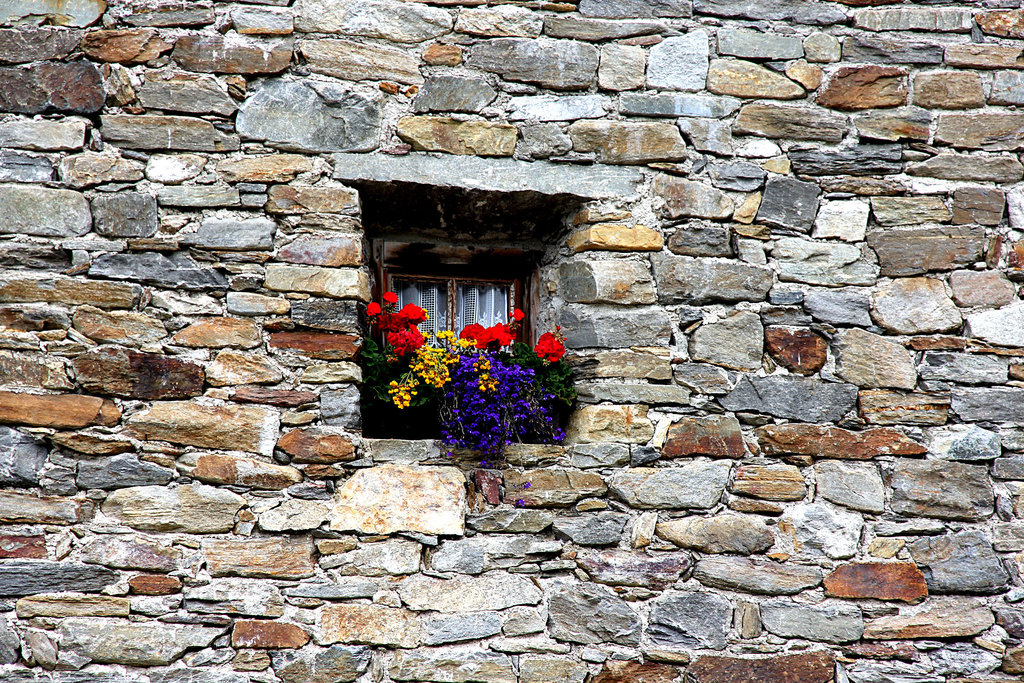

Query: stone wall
[2,0,1024,681]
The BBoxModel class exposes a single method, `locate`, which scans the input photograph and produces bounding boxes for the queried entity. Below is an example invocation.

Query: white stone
[814,461,885,514]
[813,200,870,242]
[735,139,781,157]
[647,30,709,92]
[397,571,542,612]
[968,302,1024,348]
[779,503,863,560]
[455,6,542,37]
[145,154,206,184]
[259,499,329,532]
[294,0,453,42]
[508,95,608,122]
[329,464,467,536]
[1007,186,1024,230]
[599,44,646,91]
[804,32,842,62]
[323,539,422,575]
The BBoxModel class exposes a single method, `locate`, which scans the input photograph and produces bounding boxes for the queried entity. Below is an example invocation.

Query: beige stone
[566,404,654,444]
[785,60,823,90]
[17,595,129,618]
[835,328,917,390]
[864,601,994,639]
[204,536,316,579]
[0,491,84,524]
[300,38,424,85]
[569,121,686,165]
[913,71,985,109]
[320,604,423,648]
[397,116,517,156]
[193,454,302,490]
[567,224,663,252]
[871,196,950,226]
[72,305,165,345]
[266,184,359,214]
[871,277,962,335]
[127,401,280,455]
[299,362,362,383]
[329,464,466,536]
[171,318,263,349]
[217,154,313,182]
[205,350,284,386]
[102,484,245,533]
[264,265,370,301]
[259,499,330,532]
[599,44,645,91]
[707,59,804,99]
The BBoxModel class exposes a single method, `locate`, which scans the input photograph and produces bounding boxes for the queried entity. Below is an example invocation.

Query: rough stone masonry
[2,0,1024,681]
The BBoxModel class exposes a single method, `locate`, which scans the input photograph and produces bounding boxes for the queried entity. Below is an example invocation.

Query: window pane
[456,283,509,331]
[394,278,447,341]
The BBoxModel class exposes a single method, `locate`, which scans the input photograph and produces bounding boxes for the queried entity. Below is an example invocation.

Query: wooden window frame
[371,239,539,343]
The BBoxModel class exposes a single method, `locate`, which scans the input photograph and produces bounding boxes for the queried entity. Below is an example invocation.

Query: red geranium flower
[387,327,425,357]
[398,303,427,325]
[366,302,381,316]
[383,292,399,305]
[534,332,565,362]
[512,308,525,322]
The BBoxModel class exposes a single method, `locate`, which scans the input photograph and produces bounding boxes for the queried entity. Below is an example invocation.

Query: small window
[391,276,517,343]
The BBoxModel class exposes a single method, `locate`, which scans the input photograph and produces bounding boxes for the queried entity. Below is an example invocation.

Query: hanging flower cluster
[360,293,573,456]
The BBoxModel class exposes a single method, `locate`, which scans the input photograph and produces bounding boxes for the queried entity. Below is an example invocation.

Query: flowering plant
[359,293,574,456]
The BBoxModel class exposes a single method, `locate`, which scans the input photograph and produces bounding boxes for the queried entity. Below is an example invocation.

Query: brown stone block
[591,660,682,683]
[818,65,908,111]
[688,651,834,683]
[824,562,928,602]
[320,603,423,648]
[80,28,173,63]
[503,468,607,507]
[859,390,950,425]
[0,491,84,525]
[194,454,302,490]
[276,427,356,463]
[268,331,359,360]
[171,317,262,349]
[567,224,663,252]
[126,401,279,455]
[173,34,292,73]
[397,116,517,156]
[217,154,312,183]
[49,432,133,455]
[204,536,316,579]
[755,424,926,459]
[423,42,463,66]
[730,464,806,501]
[232,387,318,408]
[569,120,687,165]
[0,61,104,115]
[278,236,363,268]
[935,113,1024,151]
[0,277,139,309]
[266,185,359,215]
[73,347,204,400]
[0,354,72,390]
[232,620,310,649]
[913,71,985,109]
[952,187,1005,226]
[129,574,183,595]
[662,416,747,459]
[0,534,46,559]
[16,594,130,618]
[867,224,984,277]
[764,327,827,375]
[0,390,119,429]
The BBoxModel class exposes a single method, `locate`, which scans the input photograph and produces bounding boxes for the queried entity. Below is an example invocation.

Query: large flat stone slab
[331,153,642,200]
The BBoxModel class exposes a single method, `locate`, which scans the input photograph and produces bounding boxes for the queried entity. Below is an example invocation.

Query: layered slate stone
[547,581,640,645]
[204,536,316,579]
[467,38,599,90]
[733,103,847,142]
[0,426,48,487]
[559,304,671,348]
[294,0,453,42]
[398,571,542,612]
[890,460,994,521]
[867,224,984,277]
[693,556,822,595]
[0,561,117,597]
[760,601,863,644]
[570,121,687,165]
[172,34,292,73]
[0,184,91,237]
[102,484,245,533]
[608,463,730,509]
[577,549,690,589]
[863,601,995,639]
[301,38,423,85]
[648,591,731,649]
[652,255,771,304]
[0,390,120,429]
[329,464,466,536]
[102,115,240,152]
[237,80,381,153]
[818,65,908,111]
[59,618,223,666]
[80,28,173,63]
[127,401,279,455]
[662,415,747,458]
[722,376,858,422]
[91,252,229,290]
[656,514,773,555]
[909,531,1009,595]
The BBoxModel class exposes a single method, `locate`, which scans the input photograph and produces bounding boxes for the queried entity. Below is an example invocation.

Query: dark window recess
[362,239,543,439]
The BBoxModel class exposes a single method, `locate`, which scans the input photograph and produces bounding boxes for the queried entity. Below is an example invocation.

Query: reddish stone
[276,427,356,464]
[1011,364,1024,381]
[859,390,950,426]
[1004,646,1024,675]
[818,65,908,111]
[764,327,827,375]
[193,454,301,490]
[0,61,105,115]
[688,651,834,683]
[172,317,262,349]
[592,660,682,683]
[662,416,747,459]
[905,336,966,351]
[232,620,310,649]
[0,391,120,429]
[841,642,919,662]
[129,574,183,595]
[423,43,463,66]
[80,28,174,63]
[731,465,806,501]
[825,562,928,602]
[755,424,926,459]
[269,331,359,360]
[0,27,82,64]
[72,347,204,400]
[0,534,46,559]
[475,469,502,505]
[173,35,292,74]
[977,10,1024,38]
[952,187,1005,226]
[233,387,318,408]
